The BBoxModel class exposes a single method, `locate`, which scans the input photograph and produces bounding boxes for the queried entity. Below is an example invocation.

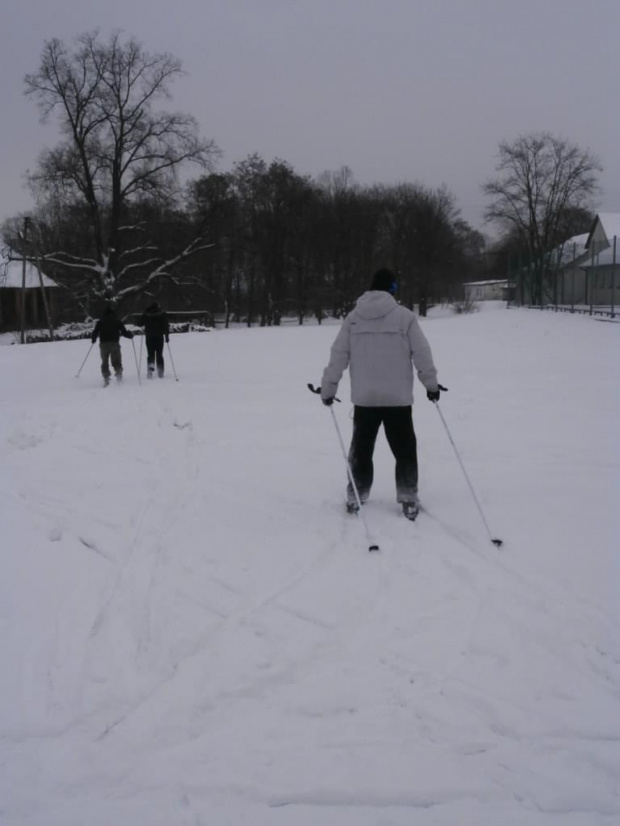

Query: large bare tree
[24,30,220,306]
[483,132,601,302]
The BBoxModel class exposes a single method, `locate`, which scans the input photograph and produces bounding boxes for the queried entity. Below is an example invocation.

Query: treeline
[185,158,486,324]
[10,157,487,326]
[2,32,602,326]
[0,31,488,327]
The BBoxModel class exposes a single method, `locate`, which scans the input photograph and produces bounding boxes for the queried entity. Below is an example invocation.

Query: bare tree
[24,30,220,306]
[483,132,601,303]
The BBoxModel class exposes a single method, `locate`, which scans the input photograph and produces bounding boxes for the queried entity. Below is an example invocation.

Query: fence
[509,235,618,318]
[128,309,214,329]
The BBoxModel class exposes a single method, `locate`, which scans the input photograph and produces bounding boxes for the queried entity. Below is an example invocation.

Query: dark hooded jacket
[91,309,133,343]
[140,303,170,339]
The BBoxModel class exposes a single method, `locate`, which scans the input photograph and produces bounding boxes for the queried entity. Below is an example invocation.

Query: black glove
[128,331,134,339]
[91,337,97,344]
[308,383,340,404]
[165,335,169,343]
[427,384,448,403]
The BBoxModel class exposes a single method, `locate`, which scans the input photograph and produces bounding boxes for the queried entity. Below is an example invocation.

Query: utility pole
[35,253,54,341]
[20,216,31,344]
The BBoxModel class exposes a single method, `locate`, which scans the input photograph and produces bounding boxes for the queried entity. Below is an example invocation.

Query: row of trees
[1,31,603,326]
[185,161,485,324]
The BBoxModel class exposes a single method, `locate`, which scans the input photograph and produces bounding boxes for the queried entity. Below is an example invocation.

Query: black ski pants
[347,405,418,504]
[146,335,165,375]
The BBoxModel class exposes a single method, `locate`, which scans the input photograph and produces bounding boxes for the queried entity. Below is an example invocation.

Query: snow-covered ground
[1,304,618,825]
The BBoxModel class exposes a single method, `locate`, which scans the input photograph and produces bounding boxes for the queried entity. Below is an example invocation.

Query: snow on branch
[115,237,214,300]
[117,244,159,261]
[118,223,147,233]
[38,251,101,273]
[117,257,164,279]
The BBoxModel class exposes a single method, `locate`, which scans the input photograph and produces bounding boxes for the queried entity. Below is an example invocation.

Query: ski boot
[402,501,420,521]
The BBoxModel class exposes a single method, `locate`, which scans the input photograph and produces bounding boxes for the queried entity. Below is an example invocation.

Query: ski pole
[131,338,141,385]
[307,384,377,551]
[166,340,179,381]
[138,334,143,379]
[75,341,95,378]
[433,401,503,548]
[328,406,379,552]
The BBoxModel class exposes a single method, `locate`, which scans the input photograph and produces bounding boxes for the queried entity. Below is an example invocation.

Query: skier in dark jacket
[91,307,134,386]
[139,302,170,378]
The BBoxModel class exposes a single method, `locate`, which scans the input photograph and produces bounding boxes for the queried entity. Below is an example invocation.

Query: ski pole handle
[307,383,341,402]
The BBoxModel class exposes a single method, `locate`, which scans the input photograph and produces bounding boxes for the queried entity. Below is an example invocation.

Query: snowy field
[1,304,619,825]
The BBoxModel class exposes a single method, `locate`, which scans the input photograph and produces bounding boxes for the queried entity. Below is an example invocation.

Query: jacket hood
[354,290,398,320]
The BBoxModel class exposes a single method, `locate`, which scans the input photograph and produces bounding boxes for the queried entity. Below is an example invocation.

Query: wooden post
[20,217,30,343]
[31,289,38,327]
[35,255,54,340]
[20,262,26,342]
[554,243,563,310]
[571,243,576,312]
[589,245,595,315]
[612,236,617,319]
[505,253,510,308]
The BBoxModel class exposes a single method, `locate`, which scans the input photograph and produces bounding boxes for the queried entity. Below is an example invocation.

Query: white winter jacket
[321,291,439,406]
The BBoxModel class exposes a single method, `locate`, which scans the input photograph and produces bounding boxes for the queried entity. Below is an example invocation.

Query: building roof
[0,259,59,289]
[462,279,511,286]
[587,213,620,249]
[580,243,620,269]
[550,233,589,267]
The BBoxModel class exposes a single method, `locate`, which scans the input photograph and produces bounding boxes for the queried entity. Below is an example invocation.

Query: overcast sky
[1,0,619,235]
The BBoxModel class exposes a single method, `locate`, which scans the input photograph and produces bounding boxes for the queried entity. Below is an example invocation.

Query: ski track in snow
[1,307,619,825]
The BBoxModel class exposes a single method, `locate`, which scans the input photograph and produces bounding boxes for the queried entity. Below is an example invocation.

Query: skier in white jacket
[320,268,444,520]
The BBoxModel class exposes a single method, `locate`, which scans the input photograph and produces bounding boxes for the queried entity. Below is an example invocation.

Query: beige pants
[99,342,123,378]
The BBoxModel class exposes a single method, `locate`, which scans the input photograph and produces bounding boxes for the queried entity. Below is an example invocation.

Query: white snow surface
[1,305,619,825]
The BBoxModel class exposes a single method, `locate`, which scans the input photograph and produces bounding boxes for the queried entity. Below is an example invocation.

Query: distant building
[548,233,590,305]
[585,212,620,256]
[511,212,620,310]
[543,213,620,309]
[579,213,620,307]
[0,259,60,331]
[462,279,513,302]
[580,243,620,307]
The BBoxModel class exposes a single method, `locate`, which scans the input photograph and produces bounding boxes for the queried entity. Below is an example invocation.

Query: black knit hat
[370,268,397,294]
